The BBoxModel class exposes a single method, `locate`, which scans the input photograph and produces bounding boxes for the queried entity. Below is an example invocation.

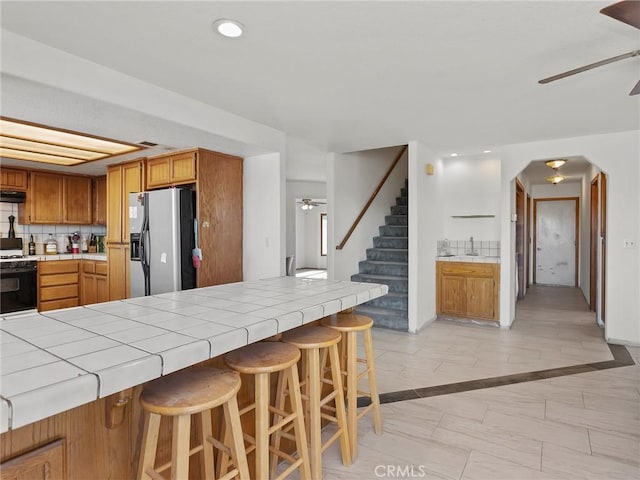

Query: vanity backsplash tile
[438,239,500,257]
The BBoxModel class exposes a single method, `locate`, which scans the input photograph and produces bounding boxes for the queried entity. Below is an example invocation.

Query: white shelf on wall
[450,214,495,218]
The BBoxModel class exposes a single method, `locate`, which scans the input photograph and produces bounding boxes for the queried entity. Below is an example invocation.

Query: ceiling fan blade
[539,50,640,84]
[601,0,640,29]
[630,79,640,95]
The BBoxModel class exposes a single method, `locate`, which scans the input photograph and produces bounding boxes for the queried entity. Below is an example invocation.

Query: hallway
[317,285,640,479]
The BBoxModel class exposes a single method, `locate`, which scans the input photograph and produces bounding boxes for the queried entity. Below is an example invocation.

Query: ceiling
[521,156,593,185]
[1,1,639,162]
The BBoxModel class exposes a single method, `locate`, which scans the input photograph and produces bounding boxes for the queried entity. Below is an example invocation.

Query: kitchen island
[0,276,387,478]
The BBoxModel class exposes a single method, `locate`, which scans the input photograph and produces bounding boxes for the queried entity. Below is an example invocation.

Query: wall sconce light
[425,163,434,175]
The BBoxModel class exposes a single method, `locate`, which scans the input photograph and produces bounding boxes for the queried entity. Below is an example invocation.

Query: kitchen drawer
[39,273,79,287]
[95,262,108,276]
[39,297,79,312]
[440,262,494,277]
[40,284,79,302]
[39,260,79,275]
[82,261,96,274]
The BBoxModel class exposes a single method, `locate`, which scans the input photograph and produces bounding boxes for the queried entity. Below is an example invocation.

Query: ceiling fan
[538,0,640,95]
[296,198,326,211]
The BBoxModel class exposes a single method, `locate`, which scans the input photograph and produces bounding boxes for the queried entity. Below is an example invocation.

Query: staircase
[351,180,408,331]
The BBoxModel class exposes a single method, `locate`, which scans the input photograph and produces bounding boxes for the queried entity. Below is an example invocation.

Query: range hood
[0,190,26,203]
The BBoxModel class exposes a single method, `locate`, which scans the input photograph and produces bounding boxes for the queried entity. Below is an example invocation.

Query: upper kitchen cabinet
[93,175,107,225]
[63,175,93,224]
[146,150,196,189]
[106,159,145,244]
[0,167,28,191]
[19,171,94,225]
[21,171,63,224]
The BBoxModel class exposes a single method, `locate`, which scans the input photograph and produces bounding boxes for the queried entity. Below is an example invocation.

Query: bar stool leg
[289,364,311,480]
[270,369,286,478]
[255,372,270,479]
[224,395,251,480]
[201,409,215,480]
[171,414,191,480]
[308,348,322,480]
[364,328,383,435]
[137,412,161,480]
[346,330,359,460]
[328,343,352,467]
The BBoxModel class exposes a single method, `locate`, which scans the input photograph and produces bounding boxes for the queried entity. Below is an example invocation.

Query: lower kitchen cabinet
[37,260,80,312]
[436,261,500,321]
[0,438,66,480]
[107,244,129,301]
[80,260,108,305]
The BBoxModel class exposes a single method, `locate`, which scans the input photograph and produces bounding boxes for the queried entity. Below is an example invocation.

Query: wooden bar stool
[137,368,249,480]
[278,326,352,479]
[321,314,383,461]
[224,342,311,480]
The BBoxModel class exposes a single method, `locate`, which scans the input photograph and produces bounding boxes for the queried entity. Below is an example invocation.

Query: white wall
[530,182,581,198]
[243,153,284,280]
[408,141,444,332]
[286,136,328,182]
[328,146,408,281]
[295,205,327,269]
[442,154,501,241]
[500,131,640,346]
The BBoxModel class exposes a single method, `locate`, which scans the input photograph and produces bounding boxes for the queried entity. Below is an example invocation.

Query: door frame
[515,179,526,299]
[533,197,579,287]
[526,193,531,290]
[600,173,607,322]
[590,176,599,310]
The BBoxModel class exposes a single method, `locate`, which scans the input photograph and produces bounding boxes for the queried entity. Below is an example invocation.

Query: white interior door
[536,199,576,286]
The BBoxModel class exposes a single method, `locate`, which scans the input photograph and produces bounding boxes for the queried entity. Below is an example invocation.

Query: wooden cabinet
[0,168,28,191]
[18,171,95,225]
[37,260,80,312]
[0,438,66,480]
[436,261,500,321]
[21,172,63,224]
[63,175,92,224]
[106,160,144,301]
[106,160,145,244]
[93,175,107,225]
[146,151,196,189]
[80,260,109,305]
[107,244,130,301]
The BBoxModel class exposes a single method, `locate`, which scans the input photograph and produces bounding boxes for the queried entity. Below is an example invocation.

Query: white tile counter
[0,276,387,432]
[0,253,107,263]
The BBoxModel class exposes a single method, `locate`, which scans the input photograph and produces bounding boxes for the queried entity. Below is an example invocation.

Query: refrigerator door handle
[141,201,151,296]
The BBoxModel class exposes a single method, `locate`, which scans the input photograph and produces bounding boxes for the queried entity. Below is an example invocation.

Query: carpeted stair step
[373,236,408,249]
[385,214,408,226]
[351,273,408,293]
[396,196,408,206]
[354,305,408,331]
[365,292,408,310]
[366,248,408,262]
[358,260,408,277]
[390,205,408,216]
[379,225,408,237]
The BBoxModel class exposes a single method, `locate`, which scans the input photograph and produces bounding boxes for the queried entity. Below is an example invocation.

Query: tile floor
[314,286,640,479]
[296,268,328,280]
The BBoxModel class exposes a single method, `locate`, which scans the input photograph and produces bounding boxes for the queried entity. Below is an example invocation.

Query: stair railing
[336,144,408,250]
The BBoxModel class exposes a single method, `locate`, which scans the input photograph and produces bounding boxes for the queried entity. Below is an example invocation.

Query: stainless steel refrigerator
[129,188,196,298]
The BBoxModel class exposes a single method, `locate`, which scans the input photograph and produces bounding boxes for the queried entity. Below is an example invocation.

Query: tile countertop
[0,253,107,263]
[0,276,387,432]
[436,255,500,264]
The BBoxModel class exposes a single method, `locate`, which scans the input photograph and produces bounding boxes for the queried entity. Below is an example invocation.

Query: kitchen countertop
[0,276,387,432]
[0,253,107,263]
[436,255,500,264]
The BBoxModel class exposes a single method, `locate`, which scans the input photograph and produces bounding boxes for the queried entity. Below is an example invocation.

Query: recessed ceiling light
[450,153,458,157]
[483,150,492,153]
[213,19,244,38]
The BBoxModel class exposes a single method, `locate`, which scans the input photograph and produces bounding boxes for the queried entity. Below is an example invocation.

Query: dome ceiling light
[212,19,244,38]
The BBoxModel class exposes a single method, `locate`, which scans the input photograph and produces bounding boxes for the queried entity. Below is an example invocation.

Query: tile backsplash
[437,239,500,257]
[1,202,106,253]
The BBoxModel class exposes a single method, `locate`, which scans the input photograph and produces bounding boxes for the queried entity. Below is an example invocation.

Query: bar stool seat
[321,313,383,461]
[224,342,311,480]
[138,368,249,480]
[279,326,351,479]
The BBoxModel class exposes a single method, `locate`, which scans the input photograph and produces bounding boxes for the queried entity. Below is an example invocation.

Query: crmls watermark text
[374,464,428,478]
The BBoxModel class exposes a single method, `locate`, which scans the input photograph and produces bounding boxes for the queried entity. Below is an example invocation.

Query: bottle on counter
[28,235,36,255]
[45,233,58,255]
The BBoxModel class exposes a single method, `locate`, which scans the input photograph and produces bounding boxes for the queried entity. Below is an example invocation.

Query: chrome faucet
[468,236,478,256]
